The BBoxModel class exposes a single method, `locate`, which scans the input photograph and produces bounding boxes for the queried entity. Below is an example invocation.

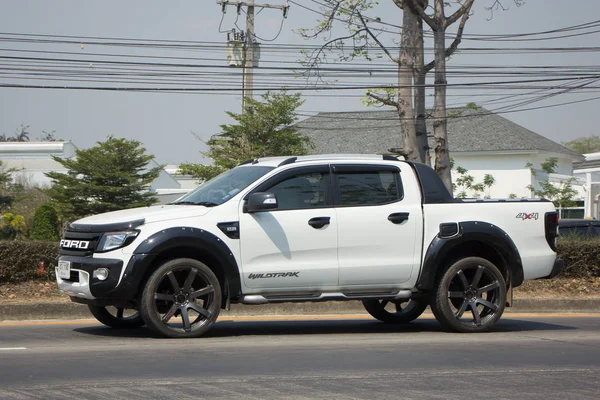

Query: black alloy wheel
[87,305,144,329]
[362,298,428,324]
[140,258,222,338]
[431,257,506,333]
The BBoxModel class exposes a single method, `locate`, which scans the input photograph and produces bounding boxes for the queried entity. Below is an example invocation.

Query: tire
[87,305,144,329]
[140,258,222,338]
[431,257,506,333]
[362,298,428,324]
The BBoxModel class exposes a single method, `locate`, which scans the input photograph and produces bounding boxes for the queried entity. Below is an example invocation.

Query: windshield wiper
[195,202,219,207]
[170,201,218,207]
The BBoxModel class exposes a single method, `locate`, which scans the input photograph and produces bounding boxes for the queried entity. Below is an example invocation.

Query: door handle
[388,212,409,224]
[308,217,330,229]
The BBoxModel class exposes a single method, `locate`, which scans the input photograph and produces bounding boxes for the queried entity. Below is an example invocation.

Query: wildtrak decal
[249,272,300,279]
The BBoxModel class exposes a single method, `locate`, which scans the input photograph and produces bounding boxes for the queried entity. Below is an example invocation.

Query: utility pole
[217,1,289,112]
[244,1,255,113]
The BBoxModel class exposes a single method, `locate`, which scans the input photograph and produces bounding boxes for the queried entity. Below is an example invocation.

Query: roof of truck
[238,154,401,168]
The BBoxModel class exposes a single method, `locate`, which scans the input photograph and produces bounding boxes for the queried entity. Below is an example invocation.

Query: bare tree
[299,1,428,163]
[412,1,430,166]
[300,0,522,193]
[408,0,474,191]
[0,124,31,142]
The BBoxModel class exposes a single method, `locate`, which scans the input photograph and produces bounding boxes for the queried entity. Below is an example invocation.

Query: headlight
[97,230,139,252]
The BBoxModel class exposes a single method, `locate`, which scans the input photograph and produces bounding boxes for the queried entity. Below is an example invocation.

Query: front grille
[59,230,102,256]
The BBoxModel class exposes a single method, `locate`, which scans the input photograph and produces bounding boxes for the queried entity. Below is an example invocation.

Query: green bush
[30,204,59,241]
[556,236,600,278]
[0,241,59,284]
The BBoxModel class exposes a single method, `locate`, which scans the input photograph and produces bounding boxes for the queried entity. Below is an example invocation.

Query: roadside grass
[515,277,600,298]
[1,277,600,304]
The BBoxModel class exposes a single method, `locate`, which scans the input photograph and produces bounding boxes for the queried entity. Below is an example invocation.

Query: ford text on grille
[60,240,90,249]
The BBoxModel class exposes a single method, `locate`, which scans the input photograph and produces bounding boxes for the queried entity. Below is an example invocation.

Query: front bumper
[56,253,153,306]
[56,256,124,300]
[542,258,564,279]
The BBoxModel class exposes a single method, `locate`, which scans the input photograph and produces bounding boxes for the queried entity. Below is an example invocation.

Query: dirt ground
[1,277,600,304]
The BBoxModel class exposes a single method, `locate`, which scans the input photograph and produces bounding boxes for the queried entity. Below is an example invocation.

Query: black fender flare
[123,227,241,300]
[416,221,524,291]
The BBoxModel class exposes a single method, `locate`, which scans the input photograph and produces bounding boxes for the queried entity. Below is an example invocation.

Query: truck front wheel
[140,258,222,338]
[87,305,144,329]
[362,299,428,324]
[431,257,506,333]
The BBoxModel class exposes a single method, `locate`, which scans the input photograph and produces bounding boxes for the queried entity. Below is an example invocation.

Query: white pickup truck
[56,154,562,337]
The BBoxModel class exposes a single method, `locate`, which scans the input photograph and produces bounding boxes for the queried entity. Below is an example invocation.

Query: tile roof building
[297,106,583,201]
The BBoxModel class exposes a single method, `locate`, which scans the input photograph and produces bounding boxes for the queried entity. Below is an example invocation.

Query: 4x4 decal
[516,212,539,220]
[249,272,300,279]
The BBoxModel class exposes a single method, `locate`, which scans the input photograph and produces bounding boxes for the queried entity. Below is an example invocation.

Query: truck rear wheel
[431,257,506,333]
[140,258,222,338]
[87,305,144,329]
[362,299,428,324]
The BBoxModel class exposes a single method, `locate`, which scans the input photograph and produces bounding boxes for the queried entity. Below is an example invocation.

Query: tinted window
[337,170,401,206]
[267,172,327,210]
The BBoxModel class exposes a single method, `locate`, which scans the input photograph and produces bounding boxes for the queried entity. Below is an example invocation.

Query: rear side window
[336,170,402,206]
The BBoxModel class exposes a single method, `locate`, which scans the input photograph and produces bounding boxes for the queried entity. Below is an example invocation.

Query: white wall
[528,152,573,175]
[452,152,577,199]
[164,164,201,190]
[0,142,76,188]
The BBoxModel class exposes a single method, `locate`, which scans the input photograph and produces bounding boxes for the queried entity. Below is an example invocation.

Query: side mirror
[246,192,278,213]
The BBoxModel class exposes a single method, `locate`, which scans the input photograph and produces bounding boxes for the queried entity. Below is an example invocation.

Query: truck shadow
[73,316,577,339]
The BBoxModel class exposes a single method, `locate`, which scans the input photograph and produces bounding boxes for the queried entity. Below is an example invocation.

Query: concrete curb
[1,299,599,321]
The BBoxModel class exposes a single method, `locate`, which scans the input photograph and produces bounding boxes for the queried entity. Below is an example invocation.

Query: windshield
[171,165,274,206]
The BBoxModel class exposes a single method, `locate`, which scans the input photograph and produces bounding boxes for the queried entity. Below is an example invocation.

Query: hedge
[0,236,599,285]
[556,236,600,278]
[0,241,59,284]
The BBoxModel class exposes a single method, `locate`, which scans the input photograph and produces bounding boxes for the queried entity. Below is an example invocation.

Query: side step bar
[239,290,413,304]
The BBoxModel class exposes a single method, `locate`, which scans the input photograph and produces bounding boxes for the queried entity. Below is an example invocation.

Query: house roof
[573,152,600,170]
[296,107,582,159]
[573,159,600,170]
[0,141,77,155]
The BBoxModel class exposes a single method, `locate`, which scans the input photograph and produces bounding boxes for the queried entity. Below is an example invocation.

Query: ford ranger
[56,154,563,337]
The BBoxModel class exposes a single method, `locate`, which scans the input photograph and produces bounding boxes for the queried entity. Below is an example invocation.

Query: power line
[294,1,600,42]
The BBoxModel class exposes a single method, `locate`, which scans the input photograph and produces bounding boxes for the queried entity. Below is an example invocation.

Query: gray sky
[1,0,600,165]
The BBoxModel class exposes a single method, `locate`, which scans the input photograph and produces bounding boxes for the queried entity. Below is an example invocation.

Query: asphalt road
[1,314,600,400]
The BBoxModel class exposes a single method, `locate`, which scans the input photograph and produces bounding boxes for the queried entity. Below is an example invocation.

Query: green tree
[451,158,495,199]
[0,124,30,142]
[179,92,312,181]
[564,135,600,154]
[43,136,162,219]
[30,203,60,241]
[0,160,20,212]
[526,158,578,208]
[0,125,63,142]
[0,213,27,240]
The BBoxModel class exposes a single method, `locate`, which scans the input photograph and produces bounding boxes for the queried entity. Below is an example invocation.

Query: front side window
[267,172,327,210]
[337,170,401,206]
[172,166,274,206]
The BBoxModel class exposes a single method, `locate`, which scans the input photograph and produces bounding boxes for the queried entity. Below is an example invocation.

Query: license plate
[57,260,71,279]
